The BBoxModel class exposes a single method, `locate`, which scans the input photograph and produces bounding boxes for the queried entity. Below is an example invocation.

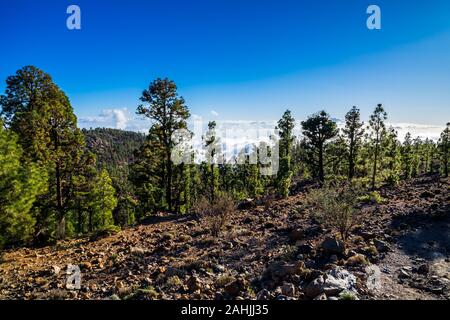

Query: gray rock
[304,275,325,298]
[322,268,357,296]
[304,268,358,298]
[281,282,296,297]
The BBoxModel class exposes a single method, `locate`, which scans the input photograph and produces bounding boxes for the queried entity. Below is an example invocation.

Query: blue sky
[0,0,449,130]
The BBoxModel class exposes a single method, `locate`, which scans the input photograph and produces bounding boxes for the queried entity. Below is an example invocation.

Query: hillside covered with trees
[0,66,449,300]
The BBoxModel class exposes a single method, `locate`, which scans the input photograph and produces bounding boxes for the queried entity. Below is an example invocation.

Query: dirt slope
[0,175,448,300]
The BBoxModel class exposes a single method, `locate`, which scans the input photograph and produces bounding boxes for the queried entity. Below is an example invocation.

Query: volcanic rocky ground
[0,175,449,300]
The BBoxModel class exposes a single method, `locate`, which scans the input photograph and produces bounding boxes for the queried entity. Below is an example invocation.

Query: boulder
[304,276,325,298]
[321,237,345,255]
[374,239,391,253]
[304,268,357,298]
[264,261,305,281]
[322,268,357,296]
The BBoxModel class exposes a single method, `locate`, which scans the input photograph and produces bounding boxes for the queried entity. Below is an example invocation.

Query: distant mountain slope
[82,128,145,176]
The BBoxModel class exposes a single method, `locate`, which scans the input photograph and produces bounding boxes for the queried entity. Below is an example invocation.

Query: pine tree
[369,104,387,190]
[382,127,402,185]
[204,121,221,201]
[0,121,47,248]
[438,122,450,177]
[401,132,414,179]
[88,169,118,232]
[0,66,85,240]
[343,106,364,180]
[136,78,190,212]
[276,110,295,197]
[301,111,338,183]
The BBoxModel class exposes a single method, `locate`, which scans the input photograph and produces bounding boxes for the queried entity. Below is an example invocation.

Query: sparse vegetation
[306,183,362,242]
[194,194,235,237]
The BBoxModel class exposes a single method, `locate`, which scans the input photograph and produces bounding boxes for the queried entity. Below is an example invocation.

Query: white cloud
[80,108,130,130]
[210,110,219,117]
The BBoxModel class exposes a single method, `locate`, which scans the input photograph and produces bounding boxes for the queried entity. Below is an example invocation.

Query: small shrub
[305,183,363,242]
[339,291,357,300]
[346,254,368,266]
[365,245,379,257]
[166,275,183,288]
[193,194,235,237]
[216,274,235,287]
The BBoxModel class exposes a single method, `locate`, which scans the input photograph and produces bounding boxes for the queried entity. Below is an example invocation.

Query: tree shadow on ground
[390,207,450,261]
[140,213,196,225]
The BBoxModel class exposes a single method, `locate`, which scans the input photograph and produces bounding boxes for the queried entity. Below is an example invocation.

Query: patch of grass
[125,286,159,300]
[216,274,235,288]
[166,275,183,288]
[339,291,357,300]
[346,254,368,266]
[365,245,379,257]
[279,244,298,260]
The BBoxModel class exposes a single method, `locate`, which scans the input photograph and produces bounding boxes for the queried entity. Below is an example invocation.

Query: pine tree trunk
[54,130,65,240]
[166,151,173,212]
[319,143,324,183]
[372,139,379,190]
[348,139,354,180]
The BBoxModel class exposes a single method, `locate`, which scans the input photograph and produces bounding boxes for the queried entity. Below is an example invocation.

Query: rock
[416,264,429,275]
[398,269,410,279]
[264,261,305,281]
[313,293,327,300]
[213,265,226,273]
[304,268,357,298]
[281,282,296,297]
[321,237,345,255]
[80,262,92,270]
[304,276,325,298]
[289,229,303,242]
[322,268,357,296]
[129,246,147,256]
[329,255,338,263]
[224,278,247,297]
[186,276,202,292]
[256,289,271,300]
[237,198,255,210]
[52,265,61,276]
[374,239,391,253]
